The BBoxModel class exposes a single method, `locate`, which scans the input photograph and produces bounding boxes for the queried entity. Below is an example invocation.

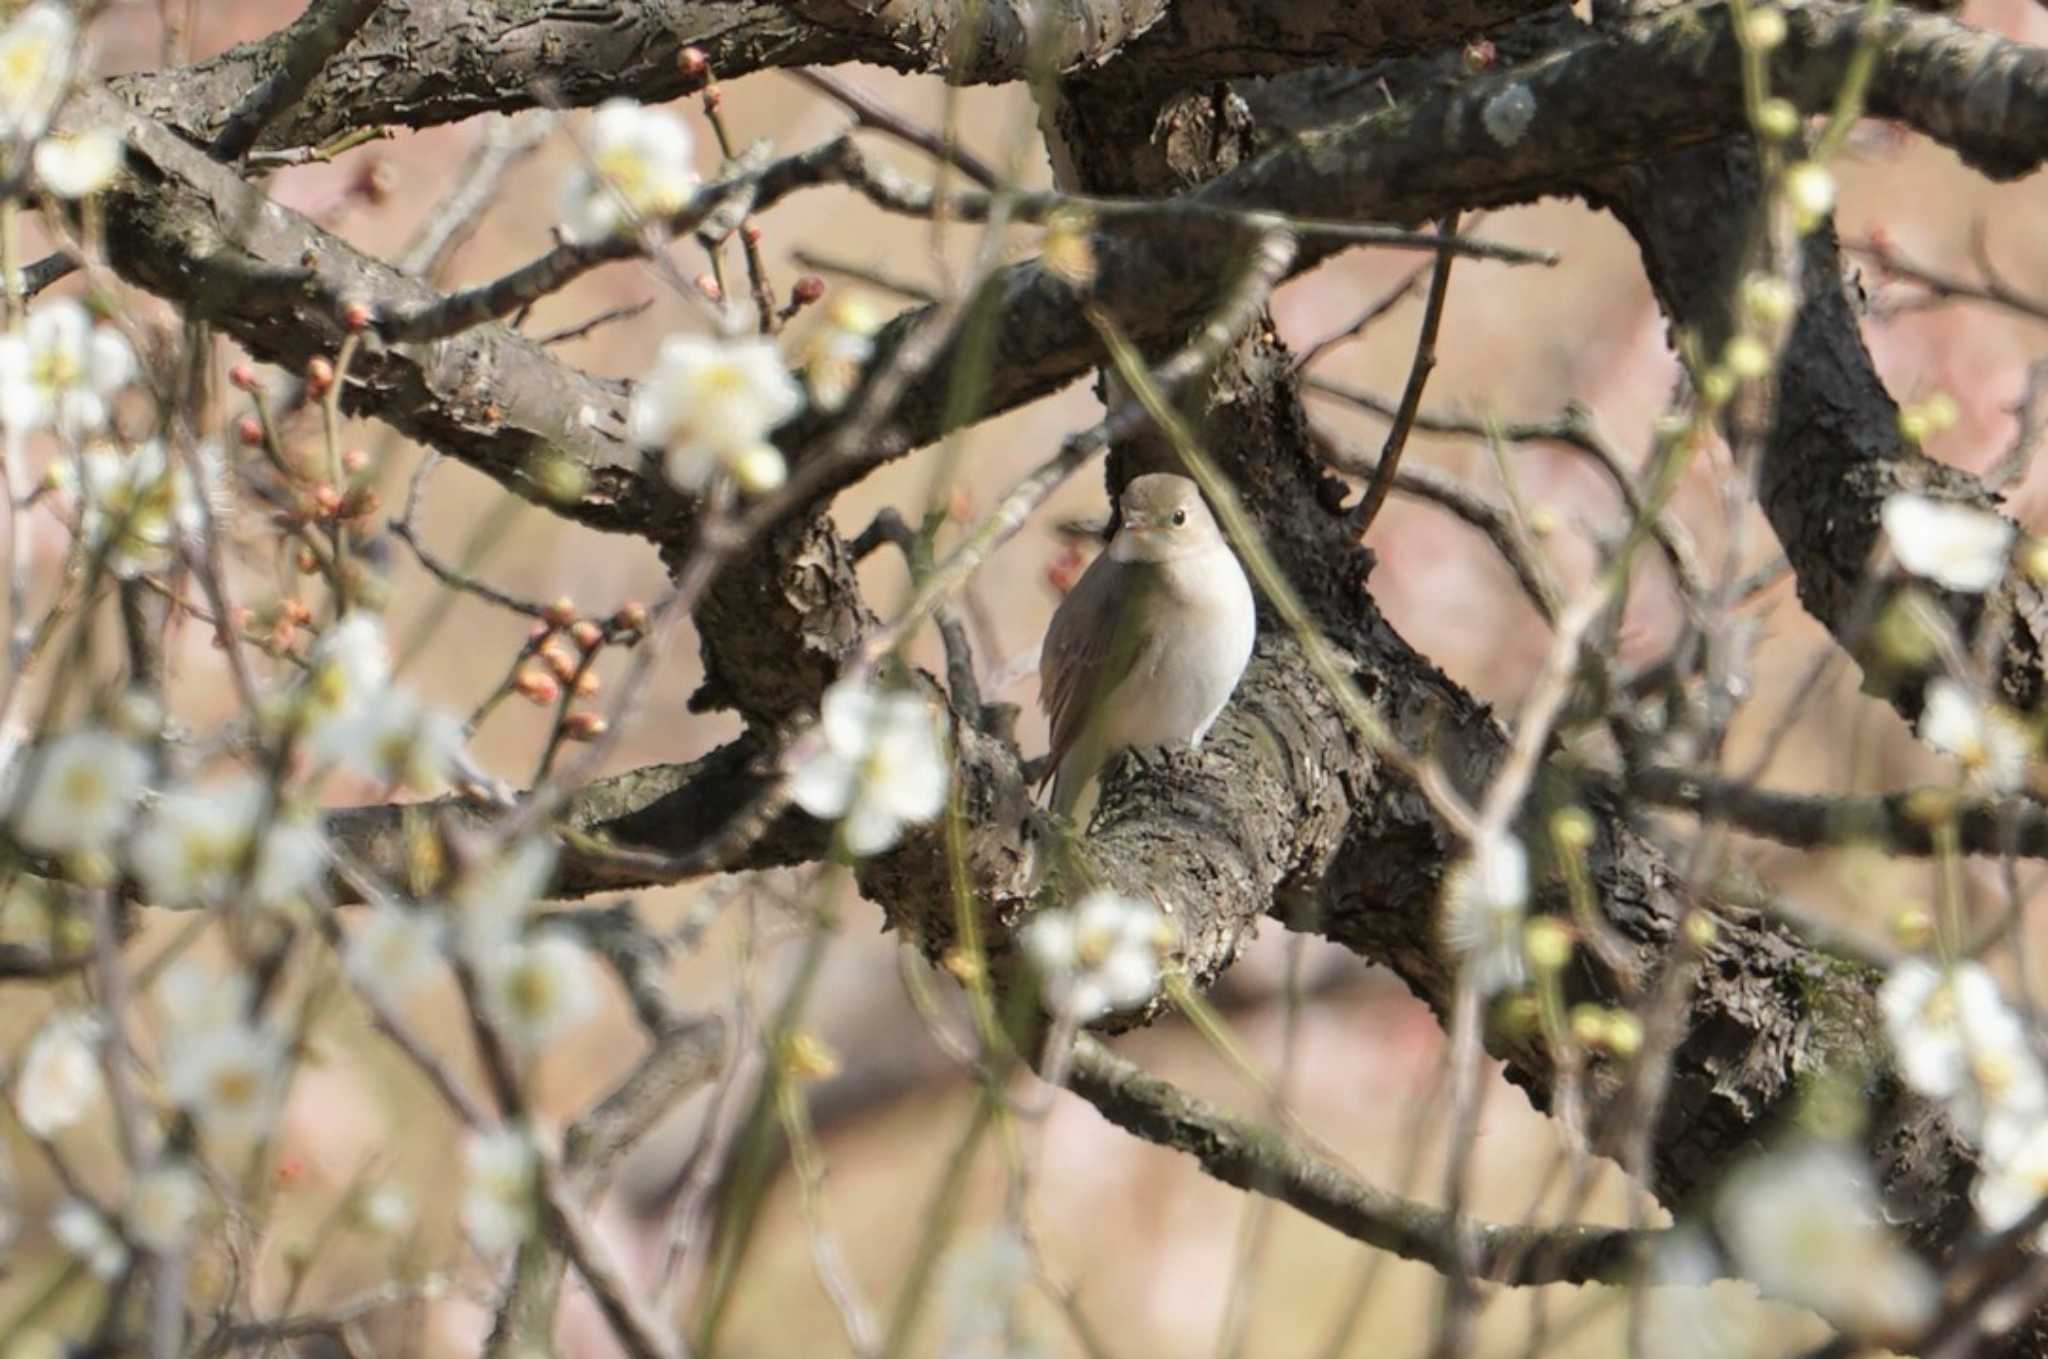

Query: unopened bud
[305,355,335,396]
[544,596,577,628]
[562,710,608,739]
[514,667,560,705]
[1745,6,1788,50]
[679,46,710,80]
[571,620,604,652]
[614,601,650,633]
[793,274,827,306]
[1524,917,1574,973]
[781,1030,841,1082]
[1754,97,1800,142]
[237,415,264,446]
[541,643,579,683]
[1550,805,1595,853]
[341,299,372,332]
[1891,905,1935,951]
[228,363,258,392]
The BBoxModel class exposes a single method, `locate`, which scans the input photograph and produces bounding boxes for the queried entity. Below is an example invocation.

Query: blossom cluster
[5,615,468,897]
[1023,889,1172,1022]
[786,675,950,857]
[566,99,893,498]
[0,4,125,201]
[1882,958,2048,1245]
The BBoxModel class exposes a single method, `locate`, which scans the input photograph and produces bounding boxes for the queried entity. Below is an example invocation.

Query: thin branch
[1849,231,2048,328]
[1315,429,1558,624]
[211,0,389,160]
[788,66,1001,188]
[1066,1039,1660,1287]
[533,298,653,347]
[399,112,552,279]
[1350,213,1460,537]
[1630,765,2048,860]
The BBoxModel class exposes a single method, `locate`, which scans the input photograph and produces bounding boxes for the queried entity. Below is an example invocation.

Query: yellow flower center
[208,1063,259,1110]
[0,37,50,99]
[32,345,79,392]
[58,762,105,809]
[595,149,651,205]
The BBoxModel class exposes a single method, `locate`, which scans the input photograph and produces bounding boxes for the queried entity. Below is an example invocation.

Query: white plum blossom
[129,775,326,911]
[460,1125,537,1256]
[1023,890,1171,1022]
[161,1013,285,1145]
[1440,830,1532,994]
[450,836,558,958]
[10,725,148,856]
[1918,678,2033,795]
[629,333,803,494]
[0,299,136,437]
[1882,492,2015,594]
[356,1184,413,1236]
[50,1201,127,1279]
[1716,1140,1937,1342]
[801,293,883,412]
[54,440,217,578]
[318,686,467,792]
[33,126,119,198]
[344,904,446,1006]
[298,612,392,738]
[1974,1119,2048,1248]
[1640,1229,1756,1359]
[559,98,697,244]
[154,963,251,1037]
[124,1161,201,1255]
[13,1011,101,1137]
[786,676,949,856]
[1881,958,2047,1153]
[478,929,601,1049]
[938,1227,1036,1358]
[0,4,75,143]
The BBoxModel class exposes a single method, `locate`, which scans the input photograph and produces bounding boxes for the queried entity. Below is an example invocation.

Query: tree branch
[1067,1037,1660,1286]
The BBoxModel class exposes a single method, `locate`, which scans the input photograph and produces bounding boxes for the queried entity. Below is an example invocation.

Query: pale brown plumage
[1038,473,1256,815]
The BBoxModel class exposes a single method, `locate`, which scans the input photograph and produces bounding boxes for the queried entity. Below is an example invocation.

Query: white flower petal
[1883,493,2015,594]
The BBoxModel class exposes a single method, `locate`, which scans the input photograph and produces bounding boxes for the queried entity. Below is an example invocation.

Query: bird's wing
[1039,552,1154,790]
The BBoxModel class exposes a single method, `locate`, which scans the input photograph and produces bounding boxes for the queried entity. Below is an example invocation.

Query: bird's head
[1108,473,1223,564]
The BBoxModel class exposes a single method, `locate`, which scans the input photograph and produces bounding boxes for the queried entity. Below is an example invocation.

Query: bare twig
[1349,214,1460,537]
[1066,1039,1661,1286]
[211,0,389,160]
[788,67,1002,188]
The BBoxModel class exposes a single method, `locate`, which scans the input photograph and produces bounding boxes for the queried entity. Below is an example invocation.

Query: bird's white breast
[1099,544,1256,752]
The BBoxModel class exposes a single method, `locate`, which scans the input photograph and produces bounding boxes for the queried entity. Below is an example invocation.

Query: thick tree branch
[209,0,389,160]
[1631,766,2048,859]
[108,0,1558,152]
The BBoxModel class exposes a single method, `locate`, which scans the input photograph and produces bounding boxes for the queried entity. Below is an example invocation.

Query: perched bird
[1038,472,1256,816]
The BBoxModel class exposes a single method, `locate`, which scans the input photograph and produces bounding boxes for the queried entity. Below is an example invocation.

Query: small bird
[1039,472,1257,816]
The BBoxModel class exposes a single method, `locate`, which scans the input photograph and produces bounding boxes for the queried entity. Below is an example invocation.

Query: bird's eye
[1171,509,1188,526]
